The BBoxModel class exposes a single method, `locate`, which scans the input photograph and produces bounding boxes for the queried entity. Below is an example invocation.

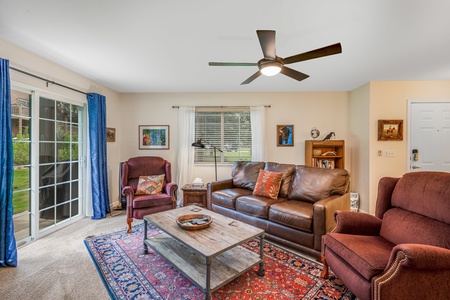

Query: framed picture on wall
[106,127,116,142]
[277,125,294,146]
[378,120,403,141]
[139,125,170,150]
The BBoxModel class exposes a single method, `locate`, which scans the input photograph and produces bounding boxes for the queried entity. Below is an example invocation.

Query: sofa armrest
[122,186,134,219]
[313,193,350,251]
[207,179,234,209]
[373,244,450,300]
[333,210,382,235]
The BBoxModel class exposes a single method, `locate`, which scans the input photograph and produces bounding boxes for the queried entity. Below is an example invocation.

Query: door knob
[412,165,421,169]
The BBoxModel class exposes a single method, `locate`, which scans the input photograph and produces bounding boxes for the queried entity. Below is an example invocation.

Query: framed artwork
[106,127,116,142]
[277,125,294,146]
[378,120,403,141]
[139,125,170,150]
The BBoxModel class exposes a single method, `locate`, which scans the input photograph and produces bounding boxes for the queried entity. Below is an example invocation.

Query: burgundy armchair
[321,171,450,300]
[121,156,177,233]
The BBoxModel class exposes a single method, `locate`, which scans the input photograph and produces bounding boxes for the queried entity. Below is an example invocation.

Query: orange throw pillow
[135,175,165,195]
[252,169,284,200]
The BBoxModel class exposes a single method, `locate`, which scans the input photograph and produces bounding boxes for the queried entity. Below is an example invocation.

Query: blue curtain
[87,93,110,219]
[0,58,17,267]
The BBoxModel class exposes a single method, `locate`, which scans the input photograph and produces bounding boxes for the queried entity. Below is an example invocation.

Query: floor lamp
[192,139,223,181]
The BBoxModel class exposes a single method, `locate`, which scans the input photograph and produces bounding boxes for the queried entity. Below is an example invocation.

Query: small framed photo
[139,125,170,150]
[106,127,116,142]
[378,120,403,141]
[277,125,294,146]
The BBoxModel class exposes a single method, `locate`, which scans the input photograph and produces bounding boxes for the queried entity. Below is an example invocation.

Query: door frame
[407,99,450,172]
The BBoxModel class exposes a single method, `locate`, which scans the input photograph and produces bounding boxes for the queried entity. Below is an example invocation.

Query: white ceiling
[1,0,450,93]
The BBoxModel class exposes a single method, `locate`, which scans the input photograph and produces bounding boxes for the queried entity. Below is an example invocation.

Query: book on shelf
[311,158,335,169]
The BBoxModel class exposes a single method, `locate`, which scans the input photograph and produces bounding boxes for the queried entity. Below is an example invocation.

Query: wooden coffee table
[143,206,265,300]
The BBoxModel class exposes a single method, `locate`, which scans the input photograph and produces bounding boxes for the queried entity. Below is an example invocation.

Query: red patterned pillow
[252,169,284,200]
[135,175,165,195]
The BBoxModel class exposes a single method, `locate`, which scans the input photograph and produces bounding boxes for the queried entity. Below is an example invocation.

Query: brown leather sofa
[321,172,450,300]
[207,161,350,259]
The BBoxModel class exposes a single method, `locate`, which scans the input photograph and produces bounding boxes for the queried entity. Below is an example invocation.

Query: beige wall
[366,81,450,213]
[1,39,123,210]
[349,83,370,212]
[119,92,350,192]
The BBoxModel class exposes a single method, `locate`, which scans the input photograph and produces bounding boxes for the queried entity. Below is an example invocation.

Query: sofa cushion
[264,162,296,198]
[235,195,279,219]
[391,171,450,224]
[253,169,284,200]
[324,233,395,281]
[288,166,349,203]
[211,188,252,210]
[380,208,450,248]
[232,161,265,190]
[269,200,314,232]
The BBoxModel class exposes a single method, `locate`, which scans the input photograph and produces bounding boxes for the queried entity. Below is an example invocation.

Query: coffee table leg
[143,219,148,254]
[258,234,265,276]
[206,257,211,300]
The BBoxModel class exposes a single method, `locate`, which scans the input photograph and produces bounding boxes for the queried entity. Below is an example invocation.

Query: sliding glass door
[11,88,85,244]
[38,97,84,230]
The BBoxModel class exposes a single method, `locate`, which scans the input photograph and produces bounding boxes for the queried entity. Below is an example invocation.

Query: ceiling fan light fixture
[260,61,282,76]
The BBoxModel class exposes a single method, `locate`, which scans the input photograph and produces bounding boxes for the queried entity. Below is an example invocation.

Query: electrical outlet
[385,150,395,157]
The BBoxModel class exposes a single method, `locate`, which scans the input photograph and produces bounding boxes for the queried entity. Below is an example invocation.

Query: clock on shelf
[310,127,320,139]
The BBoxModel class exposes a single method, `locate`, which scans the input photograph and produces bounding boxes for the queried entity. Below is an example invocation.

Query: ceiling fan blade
[280,67,309,81]
[283,43,342,65]
[241,71,262,85]
[257,30,276,60]
[209,62,257,67]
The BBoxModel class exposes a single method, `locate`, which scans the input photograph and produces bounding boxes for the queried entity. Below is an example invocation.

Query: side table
[182,184,207,207]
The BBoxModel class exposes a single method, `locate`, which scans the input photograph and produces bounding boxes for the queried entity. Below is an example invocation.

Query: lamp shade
[191,139,205,148]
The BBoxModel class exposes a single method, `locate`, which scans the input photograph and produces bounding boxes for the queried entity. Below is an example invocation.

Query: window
[194,108,251,163]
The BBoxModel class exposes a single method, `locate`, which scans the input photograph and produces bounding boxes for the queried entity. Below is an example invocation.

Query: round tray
[176,214,212,231]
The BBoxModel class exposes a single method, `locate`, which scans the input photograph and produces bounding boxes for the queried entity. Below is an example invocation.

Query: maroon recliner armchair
[321,171,450,300]
[121,156,177,233]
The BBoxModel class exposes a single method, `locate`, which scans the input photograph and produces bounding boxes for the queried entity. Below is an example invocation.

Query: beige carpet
[0,210,139,300]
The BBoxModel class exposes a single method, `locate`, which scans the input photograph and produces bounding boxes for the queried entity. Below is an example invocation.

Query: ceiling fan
[209,30,342,85]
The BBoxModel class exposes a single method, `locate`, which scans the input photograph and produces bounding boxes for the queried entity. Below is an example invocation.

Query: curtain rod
[172,105,271,108]
[10,66,93,97]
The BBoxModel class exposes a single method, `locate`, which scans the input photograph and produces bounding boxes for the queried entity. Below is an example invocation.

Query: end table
[182,184,207,207]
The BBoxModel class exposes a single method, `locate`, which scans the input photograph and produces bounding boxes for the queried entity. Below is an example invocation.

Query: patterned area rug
[85,224,354,300]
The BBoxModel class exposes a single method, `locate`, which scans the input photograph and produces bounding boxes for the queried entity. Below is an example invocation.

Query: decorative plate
[176,214,212,230]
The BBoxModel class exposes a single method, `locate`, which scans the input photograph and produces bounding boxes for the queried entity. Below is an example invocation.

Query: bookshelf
[305,140,345,169]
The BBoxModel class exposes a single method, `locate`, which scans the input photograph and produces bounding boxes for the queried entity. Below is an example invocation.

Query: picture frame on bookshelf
[139,125,170,150]
[378,120,403,141]
[277,125,294,147]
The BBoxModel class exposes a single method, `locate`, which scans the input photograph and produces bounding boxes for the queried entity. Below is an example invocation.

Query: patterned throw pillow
[252,169,284,200]
[135,175,165,195]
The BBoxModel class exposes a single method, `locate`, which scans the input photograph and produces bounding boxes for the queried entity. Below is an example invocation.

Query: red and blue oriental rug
[84,223,354,300]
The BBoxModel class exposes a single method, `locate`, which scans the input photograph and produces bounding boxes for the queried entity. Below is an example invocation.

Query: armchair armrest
[333,210,382,235]
[164,183,178,208]
[207,179,234,210]
[122,186,134,197]
[387,244,450,270]
[373,244,450,300]
[313,193,350,251]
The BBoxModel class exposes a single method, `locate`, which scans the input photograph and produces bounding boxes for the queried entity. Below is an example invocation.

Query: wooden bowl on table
[176,214,212,230]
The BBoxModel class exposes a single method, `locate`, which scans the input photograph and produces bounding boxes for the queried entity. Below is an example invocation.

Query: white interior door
[409,101,450,172]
